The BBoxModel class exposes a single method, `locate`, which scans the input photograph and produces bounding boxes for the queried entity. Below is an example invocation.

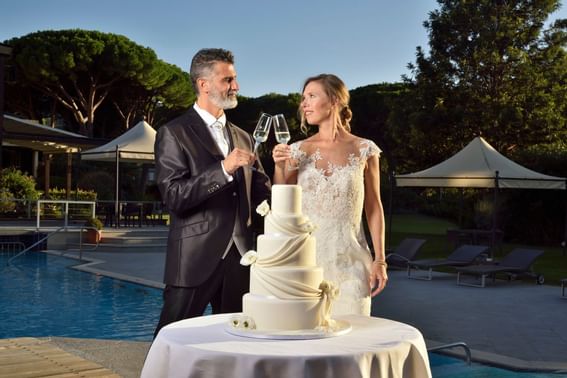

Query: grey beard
[211,92,238,109]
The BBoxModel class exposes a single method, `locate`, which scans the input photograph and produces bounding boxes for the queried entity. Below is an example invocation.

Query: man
[153,48,271,336]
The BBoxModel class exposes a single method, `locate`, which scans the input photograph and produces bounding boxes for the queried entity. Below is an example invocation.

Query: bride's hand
[369,261,388,297]
[272,144,291,170]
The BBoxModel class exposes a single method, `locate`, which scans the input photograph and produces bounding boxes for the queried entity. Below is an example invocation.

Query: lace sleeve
[359,139,382,160]
[287,141,305,171]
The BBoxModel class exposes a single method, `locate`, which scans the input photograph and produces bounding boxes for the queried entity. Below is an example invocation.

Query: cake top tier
[271,185,302,216]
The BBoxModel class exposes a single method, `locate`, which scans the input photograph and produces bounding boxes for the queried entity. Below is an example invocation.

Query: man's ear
[197,77,209,94]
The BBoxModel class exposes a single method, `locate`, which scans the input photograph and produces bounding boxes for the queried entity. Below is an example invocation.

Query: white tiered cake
[228,185,348,338]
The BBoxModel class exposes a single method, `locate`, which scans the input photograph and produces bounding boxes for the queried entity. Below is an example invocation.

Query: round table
[141,313,432,378]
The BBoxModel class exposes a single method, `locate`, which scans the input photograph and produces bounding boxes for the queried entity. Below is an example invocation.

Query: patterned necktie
[211,121,229,157]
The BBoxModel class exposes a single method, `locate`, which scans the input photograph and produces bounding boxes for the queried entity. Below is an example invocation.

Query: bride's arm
[363,154,388,297]
[272,143,298,184]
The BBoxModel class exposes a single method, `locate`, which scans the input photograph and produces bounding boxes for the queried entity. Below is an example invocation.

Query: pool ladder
[6,226,65,265]
[428,342,472,365]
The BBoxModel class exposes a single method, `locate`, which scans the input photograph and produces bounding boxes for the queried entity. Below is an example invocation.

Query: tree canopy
[5,29,193,136]
[401,0,566,170]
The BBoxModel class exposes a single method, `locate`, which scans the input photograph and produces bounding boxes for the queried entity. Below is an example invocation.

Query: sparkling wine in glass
[273,114,290,144]
[252,113,272,154]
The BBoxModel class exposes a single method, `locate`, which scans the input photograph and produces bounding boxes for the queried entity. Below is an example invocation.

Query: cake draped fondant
[234,185,339,333]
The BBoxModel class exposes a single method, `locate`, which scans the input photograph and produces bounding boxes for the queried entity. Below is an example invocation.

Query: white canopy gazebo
[396,137,565,190]
[81,120,156,224]
[395,137,566,251]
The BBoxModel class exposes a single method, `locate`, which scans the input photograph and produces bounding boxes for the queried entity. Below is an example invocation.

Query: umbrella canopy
[81,120,156,162]
[3,114,94,154]
[396,137,565,190]
[80,120,157,226]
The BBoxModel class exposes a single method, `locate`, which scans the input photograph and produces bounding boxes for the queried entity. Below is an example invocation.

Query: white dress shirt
[193,103,233,181]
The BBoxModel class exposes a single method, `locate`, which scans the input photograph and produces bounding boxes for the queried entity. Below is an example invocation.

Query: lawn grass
[389,213,459,235]
[386,213,567,285]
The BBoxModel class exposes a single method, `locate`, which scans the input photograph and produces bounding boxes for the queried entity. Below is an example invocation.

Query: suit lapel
[227,123,253,225]
[184,108,224,159]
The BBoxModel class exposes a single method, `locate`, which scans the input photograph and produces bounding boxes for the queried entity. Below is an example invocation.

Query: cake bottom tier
[242,293,324,331]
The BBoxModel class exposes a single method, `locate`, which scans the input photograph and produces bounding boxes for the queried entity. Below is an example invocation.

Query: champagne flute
[273,114,290,144]
[252,113,272,154]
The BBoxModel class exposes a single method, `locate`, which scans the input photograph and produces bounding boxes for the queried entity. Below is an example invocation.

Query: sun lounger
[456,248,544,287]
[386,238,426,269]
[407,244,489,280]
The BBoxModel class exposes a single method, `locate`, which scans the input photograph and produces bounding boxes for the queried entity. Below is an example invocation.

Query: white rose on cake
[256,200,270,216]
[240,250,258,266]
[300,221,318,234]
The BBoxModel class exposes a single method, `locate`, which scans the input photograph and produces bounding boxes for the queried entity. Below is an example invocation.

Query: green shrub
[85,217,103,230]
[77,171,115,200]
[0,188,16,213]
[0,167,41,201]
[47,187,97,201]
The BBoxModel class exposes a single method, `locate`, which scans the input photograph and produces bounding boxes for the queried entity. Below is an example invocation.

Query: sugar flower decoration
[317,280,340,331]
[240,250,258,266]
[229,315,241,328]
[229,315,256,330]
[319,280,340,300]
[256,200,270,216]
[300,221,318,234]
[241,316,256,329]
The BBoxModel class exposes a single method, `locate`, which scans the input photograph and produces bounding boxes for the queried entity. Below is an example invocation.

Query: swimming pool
[430,354,567,377]
[2,251,565,377]
[1,251,162,341]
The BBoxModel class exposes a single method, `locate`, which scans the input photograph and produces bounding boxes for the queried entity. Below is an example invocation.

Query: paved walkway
[3,245,567,376]
[373,269,567,372]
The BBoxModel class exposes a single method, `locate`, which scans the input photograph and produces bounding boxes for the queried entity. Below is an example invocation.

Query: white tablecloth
[141,313,432,378]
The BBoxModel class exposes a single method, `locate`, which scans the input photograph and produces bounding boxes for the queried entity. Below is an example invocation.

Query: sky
[1,0,566,98]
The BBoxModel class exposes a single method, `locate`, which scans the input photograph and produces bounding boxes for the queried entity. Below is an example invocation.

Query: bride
[272,73,388,316]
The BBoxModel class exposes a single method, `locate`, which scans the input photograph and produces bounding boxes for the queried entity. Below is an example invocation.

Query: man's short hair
[190,48,235,94]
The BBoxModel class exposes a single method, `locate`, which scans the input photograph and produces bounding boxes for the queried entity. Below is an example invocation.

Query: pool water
[430,353,567,377]
[1,251,162,341]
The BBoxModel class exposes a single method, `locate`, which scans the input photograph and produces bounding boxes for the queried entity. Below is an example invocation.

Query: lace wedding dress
[290,138,381,316]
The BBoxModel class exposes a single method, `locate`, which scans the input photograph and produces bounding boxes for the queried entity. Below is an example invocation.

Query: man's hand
[223,148,256,175]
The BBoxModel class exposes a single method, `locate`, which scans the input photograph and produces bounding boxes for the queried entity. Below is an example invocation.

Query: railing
[36,200,96,230]
[96,200,167,228]
[78,226,100,259]
[1,197,167,228]
[428,341,472,365]
[0,241,26,253]
[6,226,66,265]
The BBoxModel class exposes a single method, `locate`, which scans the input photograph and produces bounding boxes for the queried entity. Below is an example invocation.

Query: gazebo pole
[115,145,120,228]
[66,152,72,199]
[386,171,395,251]
[459,188,464,228]
[563,181,567,257]
[0,43,13,170]
[490,170,500,260]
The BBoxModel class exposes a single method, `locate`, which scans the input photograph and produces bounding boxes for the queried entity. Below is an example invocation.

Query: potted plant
[84,217,103,244]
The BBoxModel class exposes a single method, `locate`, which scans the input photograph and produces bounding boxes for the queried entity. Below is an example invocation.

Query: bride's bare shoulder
[297,136,319,150]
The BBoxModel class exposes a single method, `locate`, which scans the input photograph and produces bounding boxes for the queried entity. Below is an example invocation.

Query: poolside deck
[0,337,121,377]
[1,228,567,376]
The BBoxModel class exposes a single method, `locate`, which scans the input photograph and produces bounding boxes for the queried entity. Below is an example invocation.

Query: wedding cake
[230,185,339,334]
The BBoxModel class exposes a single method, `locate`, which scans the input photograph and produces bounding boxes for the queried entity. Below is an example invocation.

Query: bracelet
[373,260,388,268]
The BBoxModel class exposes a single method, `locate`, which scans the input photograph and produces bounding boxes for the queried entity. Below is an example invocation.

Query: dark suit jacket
[154,108,271,287]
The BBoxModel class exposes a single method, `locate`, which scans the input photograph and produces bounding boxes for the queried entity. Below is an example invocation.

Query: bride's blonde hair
[299,74,352,135]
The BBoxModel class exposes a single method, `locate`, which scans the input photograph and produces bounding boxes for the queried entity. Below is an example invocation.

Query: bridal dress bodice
[290,138,381,316]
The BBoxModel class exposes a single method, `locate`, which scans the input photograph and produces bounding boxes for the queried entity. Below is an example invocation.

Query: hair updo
[299,73,352,134]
